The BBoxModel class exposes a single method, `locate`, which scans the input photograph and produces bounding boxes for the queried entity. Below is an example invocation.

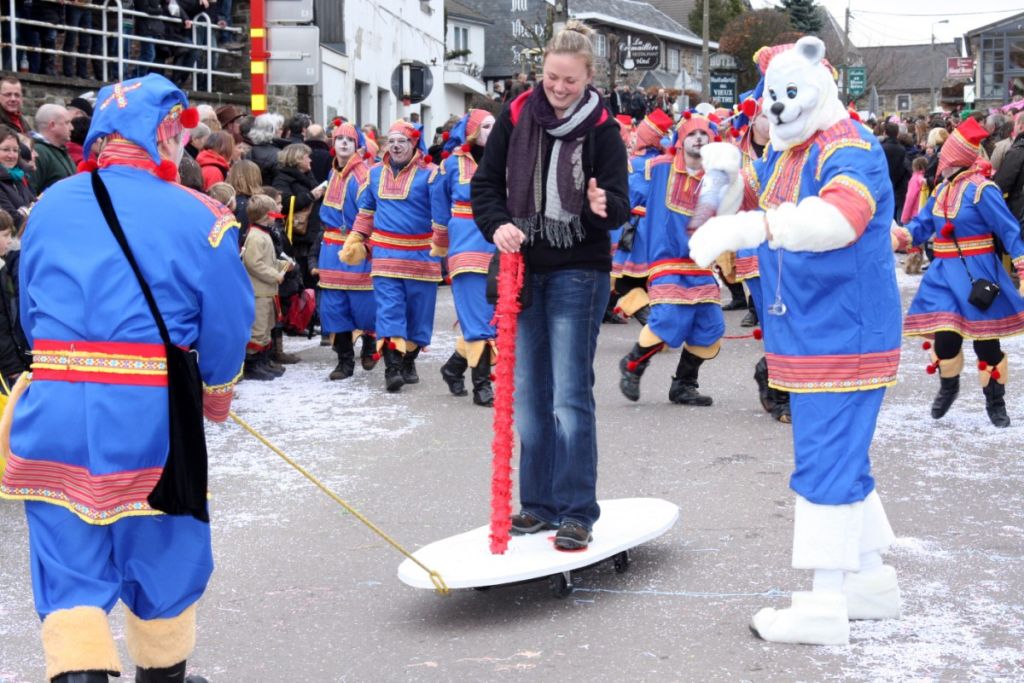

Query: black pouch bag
[968,278,1000,310]
[91,171,210,523]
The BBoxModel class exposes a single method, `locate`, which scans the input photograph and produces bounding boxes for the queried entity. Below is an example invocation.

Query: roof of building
[643,0,698,32]
[445,0,492,25]
[571,0,715,48]
[964,10,1024,37]
[859,42,960,93]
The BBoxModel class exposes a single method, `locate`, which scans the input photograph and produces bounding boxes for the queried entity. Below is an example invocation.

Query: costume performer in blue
[611,108,673,325]
[431,109,498,406]
[341,119,440,392]
[0,75,253,681]
[317,120,375,381]
[892,117,1024,427]
[690,38,903,645]
[618,110,727,406]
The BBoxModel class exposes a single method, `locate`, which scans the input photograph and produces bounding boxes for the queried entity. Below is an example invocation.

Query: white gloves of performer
[766,197,856,253]
[690,212,767,267]
[699,142,744,217]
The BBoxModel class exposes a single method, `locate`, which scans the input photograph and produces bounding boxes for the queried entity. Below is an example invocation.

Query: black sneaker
[510,511,555,535]
[554,520,592,550]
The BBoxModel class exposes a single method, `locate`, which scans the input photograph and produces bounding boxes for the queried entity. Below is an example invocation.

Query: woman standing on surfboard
[471,21,629,550]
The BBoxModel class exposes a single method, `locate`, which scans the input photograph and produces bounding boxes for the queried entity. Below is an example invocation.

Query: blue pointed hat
[84,74,194,164]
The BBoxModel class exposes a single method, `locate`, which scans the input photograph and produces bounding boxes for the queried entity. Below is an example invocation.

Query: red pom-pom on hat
[180,107,200,129]
[682,111,692,120]
[410,129,421,139]
[922,341,932,350]
[740,98,757,118]
[77,159,98,173]
[460,143,471,153]
[753,328,763,340]
[363,151,374,160]
[713,135,722,142]
[333,117,342,127]
[157,159,178,181]
[667,146,677,155]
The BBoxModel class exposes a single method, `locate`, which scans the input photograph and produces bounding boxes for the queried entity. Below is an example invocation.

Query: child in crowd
[901,156,931,275]
[242,194,293,381]
[0,209,29,392]
[208,181,237,214]
[261,184,303,362]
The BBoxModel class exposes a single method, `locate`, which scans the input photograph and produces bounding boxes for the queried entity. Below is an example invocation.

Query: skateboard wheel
[549,573,574,598]
[613,551,630,574]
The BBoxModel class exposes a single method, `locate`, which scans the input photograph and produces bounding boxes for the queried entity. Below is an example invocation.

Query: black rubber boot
[983,381,1010,427]
[754,356,774,413]
[668,349,713,406]
[329,333,355,380]
[619,343,661,402]
[402,347,421,384]
[440,351,469,397]
[382,343,405,393]
[472,351,494,407]
[740,301,758,328]
[243,353,276,381]
[931,375,960,419]
[360,333,378,371]
[51,673,111,683]
[136,660,209,683]
[722,281,748,310]
[271,328,300,364]
[262,349,286,377]
[634,304,651,326]
[770,388,791,423]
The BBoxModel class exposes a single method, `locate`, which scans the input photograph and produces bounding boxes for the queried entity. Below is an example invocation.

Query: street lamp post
[931,19,949,113]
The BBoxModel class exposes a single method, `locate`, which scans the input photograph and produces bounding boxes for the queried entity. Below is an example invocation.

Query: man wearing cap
[216,104,245,145]
[612,108,673,324]
[317,120,376,380]
[342,119,440,392]
[618,110,727,406]
[0,74,253,682]
[894,116,1024,428]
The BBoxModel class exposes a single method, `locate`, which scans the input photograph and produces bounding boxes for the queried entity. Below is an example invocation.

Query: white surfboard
[398,498,679,595]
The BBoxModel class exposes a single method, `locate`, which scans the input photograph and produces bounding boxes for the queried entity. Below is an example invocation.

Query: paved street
[2,268,1023,681]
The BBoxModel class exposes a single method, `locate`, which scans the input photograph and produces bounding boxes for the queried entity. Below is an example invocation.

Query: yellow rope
[228,411,449,595]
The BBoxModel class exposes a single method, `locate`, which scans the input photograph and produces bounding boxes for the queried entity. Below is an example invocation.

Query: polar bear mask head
[763,37,848,151]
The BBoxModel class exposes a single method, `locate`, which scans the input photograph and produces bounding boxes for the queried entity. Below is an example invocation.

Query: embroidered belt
[451,201,474,219]
[648,258,713,279]
[32,339,168,387]
[933,233,994,258]
[631,206,646,217]
[322,227,346,245]
[369,228,432,251]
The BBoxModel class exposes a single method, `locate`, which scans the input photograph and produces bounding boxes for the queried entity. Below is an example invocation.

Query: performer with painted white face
[430,109,499,406]
[317,119,375,381]
[342,119,440,393]
[618,110,727,407]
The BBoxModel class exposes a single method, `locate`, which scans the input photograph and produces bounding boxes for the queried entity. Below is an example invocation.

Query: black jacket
[272,165,319,246]
[0,250,30,383]
[0,166,36,232]
[881,135,909,195]
[994,133,1024,222]
[471,104,629,274]
[307,139,332,185]
[246,142,279,186]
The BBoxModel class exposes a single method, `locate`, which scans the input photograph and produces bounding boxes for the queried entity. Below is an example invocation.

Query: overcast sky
[750,0,1021,47]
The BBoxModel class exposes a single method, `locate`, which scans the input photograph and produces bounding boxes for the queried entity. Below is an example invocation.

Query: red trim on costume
[819,178,874,239]
[648,258,714,281]
[451,201,474,218]
[31,339,169,387]
[648,283,721,305]
[352,209,375,237]
[369,229,433,251]
[318,269,373,289]
[904,311,1024,339]
[202,390,234,422]
[765,349,901,391]
[321,227,346,245]
[448,252,494,277]
[371,257,442,280]
[932,234,995,258]
[735,255,760,280]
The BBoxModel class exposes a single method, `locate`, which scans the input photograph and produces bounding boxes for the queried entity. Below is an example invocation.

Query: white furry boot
[843,491,901,620]
[750,590,850,645]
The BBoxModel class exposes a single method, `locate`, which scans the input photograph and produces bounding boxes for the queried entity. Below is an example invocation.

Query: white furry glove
[689,211,767,267]
[766,198,856,252]
[700,142,744,216]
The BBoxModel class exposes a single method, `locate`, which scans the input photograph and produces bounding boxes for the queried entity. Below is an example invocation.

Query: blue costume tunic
[352,152,440,348]
[642,155,725,349]
[430,149,496,342]
[747,118,901,505]
[895,173,1024,339]
[612,148,660,280]
[0,164,253,618]
[318,155,375,334]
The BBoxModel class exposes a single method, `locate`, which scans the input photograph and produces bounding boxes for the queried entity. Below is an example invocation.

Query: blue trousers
[451,272,495,341]
[373,276,437,348]
[790,388,884,505]
[25,502,212,620]
[320,288,375,335]
[515,269,609,530]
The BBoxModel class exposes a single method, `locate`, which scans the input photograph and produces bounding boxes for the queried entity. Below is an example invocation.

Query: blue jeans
[515,268,609,530]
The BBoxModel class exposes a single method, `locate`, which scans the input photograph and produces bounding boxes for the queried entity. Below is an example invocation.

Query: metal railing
[1,0,244,92]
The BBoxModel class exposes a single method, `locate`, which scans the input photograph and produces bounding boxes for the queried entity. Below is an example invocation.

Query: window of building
[980,34,1006,100]
[453,26,469,61]
[594,32,607,59]
[877,95,885,111]
[896,94,911,112]
[668,47,680,72]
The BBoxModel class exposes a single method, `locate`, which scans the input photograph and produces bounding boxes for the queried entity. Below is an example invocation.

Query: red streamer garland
[488,251,525,554]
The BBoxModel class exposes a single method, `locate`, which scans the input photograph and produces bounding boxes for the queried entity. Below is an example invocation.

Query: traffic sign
[847,66,866,97]
[266,25,321,85]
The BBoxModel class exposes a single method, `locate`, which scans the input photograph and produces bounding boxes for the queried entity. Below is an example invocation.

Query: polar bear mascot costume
[689,37,903,645]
